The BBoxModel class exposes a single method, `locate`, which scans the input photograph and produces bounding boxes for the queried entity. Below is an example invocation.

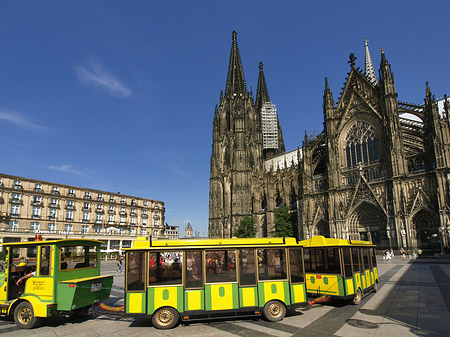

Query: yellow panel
[346,279,355,295]
[292,284,304,303]
[20,297,49,317]
[210,284,233,310]
[187,291,202,311]
[263,281,284,302]
[154,287,178,310]
[26,278,54,299]
[129,293,144,313]
[242,287,256,307]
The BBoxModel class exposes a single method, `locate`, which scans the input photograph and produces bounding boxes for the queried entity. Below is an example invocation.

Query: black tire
[263,300,286,322]
[352,288,362,305]
[152,307,179,329]
[14,301,41,329]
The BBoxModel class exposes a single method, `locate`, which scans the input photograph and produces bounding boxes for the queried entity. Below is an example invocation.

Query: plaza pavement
[0,255,449,336]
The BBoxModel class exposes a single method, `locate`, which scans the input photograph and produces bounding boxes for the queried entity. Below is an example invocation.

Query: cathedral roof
[225,30,247,97]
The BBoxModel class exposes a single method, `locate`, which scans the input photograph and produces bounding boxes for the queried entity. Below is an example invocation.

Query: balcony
[49,203,59,208]
[11,198,22,204]
[51,190,60,195]
[68,192,75,197]
[31,201,42,206]
[108,210,115,214]
[34,188,42,193]
[84,195,91,200]
[66,205,75,210]
[96,208,104,214]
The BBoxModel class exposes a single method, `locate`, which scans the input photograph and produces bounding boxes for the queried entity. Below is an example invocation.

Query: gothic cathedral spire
[225,30,247,98]
[256,61,270,112]
[364,37,377,84]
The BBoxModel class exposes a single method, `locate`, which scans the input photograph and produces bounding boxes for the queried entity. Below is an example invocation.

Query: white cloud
[75,59,131,98]
[44,164,89,177]
[0,110,46,130]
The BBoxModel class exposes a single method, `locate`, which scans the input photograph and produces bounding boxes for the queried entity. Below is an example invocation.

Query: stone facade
[209,31,450,252]
[0,173,165,251]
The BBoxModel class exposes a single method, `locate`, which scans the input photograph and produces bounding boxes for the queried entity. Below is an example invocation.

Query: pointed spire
[379,48,395,95]
[256,61,270,111]
[323,77,335,119]
[225,30,247,97]
[364,37,377,84]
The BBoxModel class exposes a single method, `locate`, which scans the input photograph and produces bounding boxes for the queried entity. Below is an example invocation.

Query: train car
[299,236,378,304]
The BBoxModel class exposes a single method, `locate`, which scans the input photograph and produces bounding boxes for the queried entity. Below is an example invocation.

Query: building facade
[0,174,165,252]
[209,32,450,253]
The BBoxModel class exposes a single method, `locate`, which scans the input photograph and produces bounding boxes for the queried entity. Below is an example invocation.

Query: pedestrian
[401,248,406,260]
[116,256,123,273]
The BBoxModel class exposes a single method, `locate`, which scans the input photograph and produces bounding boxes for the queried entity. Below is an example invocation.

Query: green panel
[205,284,212,311]
[232,283,239,309]
[337,276,344,296]
[257,283,265,306]
[147,288,154,314]
[283,281,290,305]
[177,286,184,312]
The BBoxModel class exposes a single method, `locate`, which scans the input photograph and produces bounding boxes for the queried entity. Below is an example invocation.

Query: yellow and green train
[299,236,378,304]
[124,237,308,329]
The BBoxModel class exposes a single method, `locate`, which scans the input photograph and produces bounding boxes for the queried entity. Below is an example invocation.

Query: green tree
[273,206,293,237]
[234,216,256,238]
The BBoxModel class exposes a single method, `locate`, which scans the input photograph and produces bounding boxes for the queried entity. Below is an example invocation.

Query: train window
[149,251,183,286]
[239,249,256,286]
[371,248,377,267]
[342,247,352,278]
[40,246,50,276]
[60,245,98,270]
[362,248,369,270]
[258,249,287,280]
[303,249,311,272]
[289,248,304,283]
[206,250,236,283]
[127,251,146,291]
[304,248,340,274]
[186,251,203,288]
[351,248,360,273]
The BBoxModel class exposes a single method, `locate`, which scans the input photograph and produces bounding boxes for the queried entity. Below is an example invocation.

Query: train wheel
[14,302,41,329]
[352,288,362,305]
[263,300,286,322]
[152,307,179,329]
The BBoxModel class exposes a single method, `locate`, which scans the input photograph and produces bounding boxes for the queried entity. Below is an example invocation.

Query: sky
[1,1,449,236]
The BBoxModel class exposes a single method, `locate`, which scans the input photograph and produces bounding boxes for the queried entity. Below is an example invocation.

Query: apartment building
[0,173,165,252]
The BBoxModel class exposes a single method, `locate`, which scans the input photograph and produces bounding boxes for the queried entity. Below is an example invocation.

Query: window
[143,201,148,206]
[81,225,89,233]
[32,206,41,217]
[50,198,58,206]
[12,193,21,202]
[97,204,103,211]
[49,208,57,218]
[83,202,90,210]
[121,197,126,204]
[239,249,256,285]
[258,249,287,280]
[131,199,136,206]
[371,248,377,268]
[206,250,236,283]
[33,195,41,204]
[96,214,103,222]
[11,204,20,215]
[143,210,147,215]
[109,205,114,213]
[154,220,159,227]
[83,212,89,221]
[130,217,136,224]
[120,216,125,224]
[120,207,125,213]
[131,208,136,215]
[345,120,379,168]
[68,189,75,196]
[98,194,103,201]
[289,248,304,283]
[126,251,145,290]
[109,196,115,202]
[142,218,147,226]
[303,248,341,274]
[9,221,19,231]
[149,251,183,286]
[108,214,114,223]
[94,225,101,233]
[48,223,57,232]
[155,204,159,209]
[14,180,22,189]
[362,248,369,270]
[352,248,360,273]
[186,251,202,288]
[85,191,91,199]
[60,245,98,270]
[122,240,132,248]
[67,200,74,208]
[120,227,125,235]
[31,222,40,231]
[40,246,51,276]
[141,229,147,235]
[342,248,353,278]
[35,183,42,192]
[65,224,73,233]
[66,210,73,220]
[52,186,59,194]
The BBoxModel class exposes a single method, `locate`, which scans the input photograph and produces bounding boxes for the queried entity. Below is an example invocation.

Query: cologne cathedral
[209,31,450,252]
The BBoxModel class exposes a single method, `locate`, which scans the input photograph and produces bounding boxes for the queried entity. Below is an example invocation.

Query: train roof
[299,236,375,247]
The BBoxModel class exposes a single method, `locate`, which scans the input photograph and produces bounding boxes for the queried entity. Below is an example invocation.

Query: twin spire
[364,37,378,84]
[225,30,247,97]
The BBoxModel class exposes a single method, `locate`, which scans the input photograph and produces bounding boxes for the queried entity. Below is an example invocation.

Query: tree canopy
[234,216,256,238]
[274,206,294,237]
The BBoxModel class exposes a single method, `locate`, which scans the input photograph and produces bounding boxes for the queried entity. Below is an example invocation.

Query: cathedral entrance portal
[315,220,330,238]
[348,202,387,248]
[412,210,439,254]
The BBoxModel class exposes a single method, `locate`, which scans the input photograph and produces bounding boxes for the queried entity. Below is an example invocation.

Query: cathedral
[209,31,450,252]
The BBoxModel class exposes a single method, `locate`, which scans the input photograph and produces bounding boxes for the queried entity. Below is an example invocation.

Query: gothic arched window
[345,121,379,168]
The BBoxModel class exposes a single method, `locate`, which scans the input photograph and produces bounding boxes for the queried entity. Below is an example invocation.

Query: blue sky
[1,1,449,236]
